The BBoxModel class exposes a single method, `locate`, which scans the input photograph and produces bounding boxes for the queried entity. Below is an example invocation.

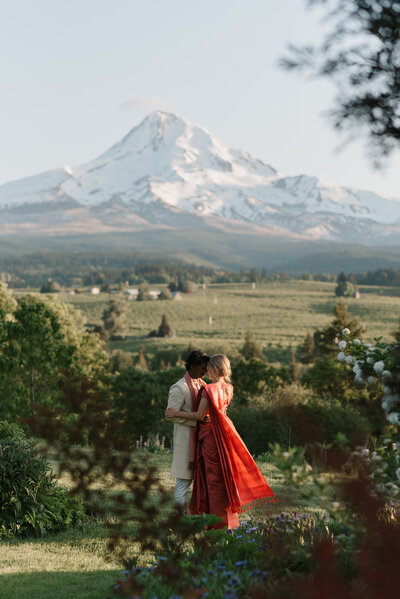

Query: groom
[166,349,209,510]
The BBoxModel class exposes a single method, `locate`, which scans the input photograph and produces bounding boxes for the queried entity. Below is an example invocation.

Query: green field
[0,452,317,599]
[22,280,400,356]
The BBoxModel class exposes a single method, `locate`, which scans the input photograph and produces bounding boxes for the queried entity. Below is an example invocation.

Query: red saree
[189,383,277,529]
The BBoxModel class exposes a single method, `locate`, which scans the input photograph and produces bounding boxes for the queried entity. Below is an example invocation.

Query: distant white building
[124,288,139,300]
[149,290,161,300]
[90,287,100,295]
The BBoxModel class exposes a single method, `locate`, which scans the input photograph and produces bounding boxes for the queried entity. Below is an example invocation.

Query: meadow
[36,279,400,355]
[0,452,320,599]
[3,279,399,598]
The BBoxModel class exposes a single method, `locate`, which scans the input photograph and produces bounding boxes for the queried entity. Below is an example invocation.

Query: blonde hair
[208,354,232,383]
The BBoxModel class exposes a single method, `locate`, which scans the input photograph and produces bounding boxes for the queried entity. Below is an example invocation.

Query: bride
[165,354,277,529]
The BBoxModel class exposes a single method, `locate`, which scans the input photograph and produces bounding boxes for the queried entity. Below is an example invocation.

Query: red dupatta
[200,383,278,513]
[184,372,206,465]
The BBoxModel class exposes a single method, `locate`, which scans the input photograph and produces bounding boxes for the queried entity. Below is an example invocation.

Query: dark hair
[185,350,210,371]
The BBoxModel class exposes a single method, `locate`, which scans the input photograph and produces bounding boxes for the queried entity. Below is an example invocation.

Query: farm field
[18,280,400,356]
[0,452,316,599]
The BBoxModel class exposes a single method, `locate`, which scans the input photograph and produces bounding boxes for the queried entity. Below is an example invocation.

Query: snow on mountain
[1,111,400,243]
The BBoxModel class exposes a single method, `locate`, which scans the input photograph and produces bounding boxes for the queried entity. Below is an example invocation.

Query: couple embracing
[165,350,277,529]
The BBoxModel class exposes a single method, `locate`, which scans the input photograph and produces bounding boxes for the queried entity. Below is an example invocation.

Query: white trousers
[175,478,192,511]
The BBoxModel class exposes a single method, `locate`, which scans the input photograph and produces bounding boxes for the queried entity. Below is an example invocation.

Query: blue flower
[234,560,248,566]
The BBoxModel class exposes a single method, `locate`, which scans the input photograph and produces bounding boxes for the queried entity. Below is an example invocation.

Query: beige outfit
[167,376,201,480]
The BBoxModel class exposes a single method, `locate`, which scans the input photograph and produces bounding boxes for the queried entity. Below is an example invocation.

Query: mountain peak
[0,111,399,245]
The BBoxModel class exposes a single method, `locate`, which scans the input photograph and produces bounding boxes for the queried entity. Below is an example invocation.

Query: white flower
[353,365,361,374]
[373,361,385,374]
[360,448,369,456]
[366,357,374,364]
[365,343,373,349]
[384,385,392,394]
[386,412,400,425]
[385,482,399,497]
[342,328,350,335]
[382,395,399,412]
[353,338,361,345]
[338,340,347,350]
[337,352,346,362]
[354,374,364,385]
[345,355,354,364]
[367,376,376,384]
[382,370,392,380]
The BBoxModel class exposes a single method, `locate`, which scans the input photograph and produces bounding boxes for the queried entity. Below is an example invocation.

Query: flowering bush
[337,328,400,497]
[113,513,353,599]
[337,329,400,430]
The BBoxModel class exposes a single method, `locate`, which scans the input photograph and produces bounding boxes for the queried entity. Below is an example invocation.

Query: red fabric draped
[190,383,277,519]
[184,372,206,465]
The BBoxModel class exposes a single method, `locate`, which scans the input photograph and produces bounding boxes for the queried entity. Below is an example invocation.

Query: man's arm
[165,383,196,427]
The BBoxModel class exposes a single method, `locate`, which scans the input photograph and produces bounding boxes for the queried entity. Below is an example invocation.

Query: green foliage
[313,301,365,357]
[335,281,355,297]
[111,349,135,372]
[148,314,172,338]
[40,278,62,293]
[0,296,78,420]
[301,356,385,436]
[111,366,185,441]
[0,420,26,439]
[229,384,371,455]
[0,282,17,312]
[298,332,316,364]
[158,288,173,300]
[239,331,264,360]
[102,299,128,338]
[115,513,355,598]
[0,436,85,538]
[232,358,289,401]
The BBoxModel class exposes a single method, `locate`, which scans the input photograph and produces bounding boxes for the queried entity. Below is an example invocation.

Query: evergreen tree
[102,300,128,339]
[158,314,172,338]
[137,345,148,370]
[335,281,355,297]
[239,331,264,361]
[314,302,365,357]
[298,333,316,364]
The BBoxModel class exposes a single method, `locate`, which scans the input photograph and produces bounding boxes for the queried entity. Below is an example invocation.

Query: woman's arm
[165,396,209,421]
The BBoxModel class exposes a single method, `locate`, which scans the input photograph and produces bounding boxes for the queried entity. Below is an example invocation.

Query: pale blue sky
[1,0,399,197]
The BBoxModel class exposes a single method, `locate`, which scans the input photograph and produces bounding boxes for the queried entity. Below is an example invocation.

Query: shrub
[111,365,185,442]
[229,384,371,455]
[0,435,86,538]
[232,358,289,402]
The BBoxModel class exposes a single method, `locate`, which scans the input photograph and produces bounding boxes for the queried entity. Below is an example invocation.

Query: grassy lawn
[0,452,322,599]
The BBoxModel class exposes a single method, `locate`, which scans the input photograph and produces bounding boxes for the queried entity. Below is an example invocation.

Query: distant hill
[1,232,400,276]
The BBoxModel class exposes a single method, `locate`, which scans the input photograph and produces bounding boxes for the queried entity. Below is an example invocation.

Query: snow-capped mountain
[1,111,400,244]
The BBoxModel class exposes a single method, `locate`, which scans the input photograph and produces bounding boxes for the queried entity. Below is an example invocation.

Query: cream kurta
[166,376,198,480]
